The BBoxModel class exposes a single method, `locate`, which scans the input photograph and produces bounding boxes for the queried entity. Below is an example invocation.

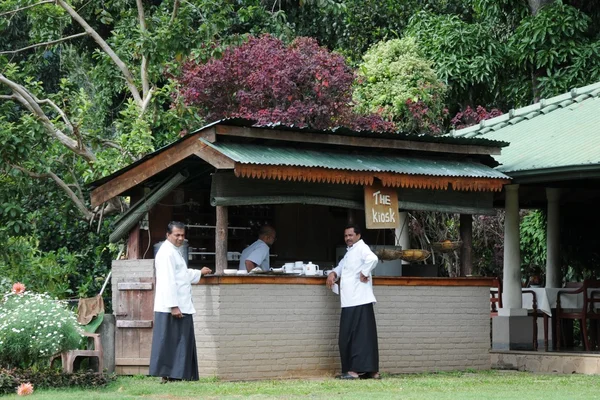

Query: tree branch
[10,164,93,219]
[0,0,54,17]
[135,0,150,97]
[55,0,143,107]
[95,138,136,161]
[170,0,180,25]
[98,139,122,150]
[0,73,96,162]
[69,169,85,202]
[140,86,155,115]
[0,33,88,55]
[36,98,75,134]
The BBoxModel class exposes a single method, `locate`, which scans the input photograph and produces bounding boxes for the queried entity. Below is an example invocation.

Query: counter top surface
[200,275,494,286]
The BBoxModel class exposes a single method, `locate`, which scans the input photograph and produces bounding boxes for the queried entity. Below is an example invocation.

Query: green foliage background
[2,0,600,291]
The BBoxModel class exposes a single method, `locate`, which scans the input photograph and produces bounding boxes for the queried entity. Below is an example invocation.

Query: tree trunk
[528,0,554,16]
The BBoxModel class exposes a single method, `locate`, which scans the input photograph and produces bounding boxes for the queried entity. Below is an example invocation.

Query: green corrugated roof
[203,140,509,179]
[451,81,600,173]
[198,118,509,147]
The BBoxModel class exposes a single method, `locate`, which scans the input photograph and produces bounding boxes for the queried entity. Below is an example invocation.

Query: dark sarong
[149,312,199,381]
[338,303,379,374]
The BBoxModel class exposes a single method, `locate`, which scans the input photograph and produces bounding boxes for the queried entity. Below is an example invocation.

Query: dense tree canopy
[2,0,600,295]
[177,34,394,131]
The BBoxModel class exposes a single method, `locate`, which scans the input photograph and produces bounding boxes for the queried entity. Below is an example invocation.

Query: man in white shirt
[326,224,380,380]
[238,225,276,272]
[149,221,211,382]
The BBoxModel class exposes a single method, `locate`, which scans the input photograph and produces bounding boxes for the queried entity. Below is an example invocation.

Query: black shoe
[336,372,359,380]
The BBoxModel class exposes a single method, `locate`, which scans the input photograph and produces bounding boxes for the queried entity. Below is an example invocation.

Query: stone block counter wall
[111,260,493,379]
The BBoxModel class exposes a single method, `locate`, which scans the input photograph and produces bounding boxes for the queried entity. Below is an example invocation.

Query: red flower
[12,282,25,295]
[17,382,34,396]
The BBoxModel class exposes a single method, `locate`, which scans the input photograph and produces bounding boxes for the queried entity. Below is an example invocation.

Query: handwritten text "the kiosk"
[371,191,396,223]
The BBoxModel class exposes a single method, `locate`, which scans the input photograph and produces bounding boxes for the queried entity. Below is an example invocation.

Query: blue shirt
[238,239,270,271]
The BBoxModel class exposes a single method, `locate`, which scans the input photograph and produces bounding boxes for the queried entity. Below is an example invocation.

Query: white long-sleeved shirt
[332,239,379,308]
[154,240,202,314]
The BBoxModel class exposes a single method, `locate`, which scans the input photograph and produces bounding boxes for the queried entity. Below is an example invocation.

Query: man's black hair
[167,221,186,234]
[344,224,361,235]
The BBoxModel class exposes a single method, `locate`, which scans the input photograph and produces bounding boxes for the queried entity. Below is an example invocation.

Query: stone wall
[192,283,491,380]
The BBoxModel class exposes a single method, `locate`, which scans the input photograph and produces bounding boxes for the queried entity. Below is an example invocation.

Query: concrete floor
[491,349,600,374]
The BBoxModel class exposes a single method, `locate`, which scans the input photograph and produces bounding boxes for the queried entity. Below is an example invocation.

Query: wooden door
[114,278,154,375]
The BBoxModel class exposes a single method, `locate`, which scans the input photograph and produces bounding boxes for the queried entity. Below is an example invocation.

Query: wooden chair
[555,281,587,351]
[490,278,503,316]
[490,278,548,351]
[584,280,600,350]
[51,332,103,373]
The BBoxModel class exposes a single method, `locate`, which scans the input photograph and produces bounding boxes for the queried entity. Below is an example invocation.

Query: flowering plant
[17,382,34,396]
[0,286,82,369]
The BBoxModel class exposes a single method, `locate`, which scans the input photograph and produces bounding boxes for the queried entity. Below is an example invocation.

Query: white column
[545,188,561,288]
[395,212,411,264]
[500,184,525,316]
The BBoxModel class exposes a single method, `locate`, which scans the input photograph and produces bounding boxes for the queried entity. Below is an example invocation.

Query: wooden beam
[126,223,140,260]
[194,140,235,169]
[215,206,228,275]
[459,214,473,277]
[91,128,217,207]
[215,125,501,156]
[116,358,150,366]
[116,320,153,328]
[199,275,495,286]
[198,128,216,142]
[117,282,153,290]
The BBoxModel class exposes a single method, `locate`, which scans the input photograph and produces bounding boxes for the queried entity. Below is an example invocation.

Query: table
[521,288,586,316]
[491,286,595,350]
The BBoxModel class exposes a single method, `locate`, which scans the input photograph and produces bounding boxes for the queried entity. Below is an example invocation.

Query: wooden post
[215,206,228,274]
[127,224,140,259]
[460,214,473,276]
[347,209,355,225]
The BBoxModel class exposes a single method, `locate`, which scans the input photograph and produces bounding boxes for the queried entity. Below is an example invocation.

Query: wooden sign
[364,182,399,229]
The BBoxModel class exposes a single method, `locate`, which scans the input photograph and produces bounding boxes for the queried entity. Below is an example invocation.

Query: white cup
[294,261,304,270]
[314,270,324,276]
[284,263,294,273]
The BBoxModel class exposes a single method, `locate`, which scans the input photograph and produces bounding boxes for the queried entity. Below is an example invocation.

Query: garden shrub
[0,277,10,294]
[0,287,82,369]
[0,367,115,395]
[353,37,447,134]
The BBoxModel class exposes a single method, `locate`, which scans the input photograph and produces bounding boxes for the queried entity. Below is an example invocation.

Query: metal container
[154,239,189,265]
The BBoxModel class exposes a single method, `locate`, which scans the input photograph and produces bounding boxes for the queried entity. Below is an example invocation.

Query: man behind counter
[238,225,276,272]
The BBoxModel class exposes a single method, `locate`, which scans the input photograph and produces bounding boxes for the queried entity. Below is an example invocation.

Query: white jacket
[332,239,378,308]
[153,240,202,314]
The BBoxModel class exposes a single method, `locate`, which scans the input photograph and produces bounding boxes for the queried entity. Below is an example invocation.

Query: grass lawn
[5,370,600,399]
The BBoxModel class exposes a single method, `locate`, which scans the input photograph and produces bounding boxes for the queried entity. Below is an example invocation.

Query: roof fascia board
[215,124,501,156]
[194,139,235,169]
[506,164,600,184]
[91,128,218,207]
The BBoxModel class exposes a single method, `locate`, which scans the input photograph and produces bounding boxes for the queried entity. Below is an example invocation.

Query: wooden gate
[114,276,154,375]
